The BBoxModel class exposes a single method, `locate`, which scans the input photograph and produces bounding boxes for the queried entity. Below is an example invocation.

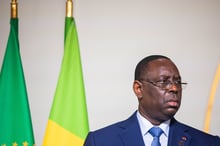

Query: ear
[133,80,143,100]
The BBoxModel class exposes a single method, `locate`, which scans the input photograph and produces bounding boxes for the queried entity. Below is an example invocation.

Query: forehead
[146,58,180,77]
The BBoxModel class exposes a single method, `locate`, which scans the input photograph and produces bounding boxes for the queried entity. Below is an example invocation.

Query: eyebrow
[157,75,182,80]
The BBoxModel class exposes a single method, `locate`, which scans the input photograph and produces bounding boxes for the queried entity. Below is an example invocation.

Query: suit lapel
[119,112,145,146]
[168,118,191,146]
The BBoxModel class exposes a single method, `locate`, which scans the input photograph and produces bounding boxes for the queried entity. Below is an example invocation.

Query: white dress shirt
[136,111,170,146]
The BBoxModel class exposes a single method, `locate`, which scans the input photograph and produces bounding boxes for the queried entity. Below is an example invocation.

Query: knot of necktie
[149,127,163,137]
[149,127,163,146]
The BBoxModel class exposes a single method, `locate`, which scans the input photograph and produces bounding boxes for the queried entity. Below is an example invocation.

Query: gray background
[0,0,220,145]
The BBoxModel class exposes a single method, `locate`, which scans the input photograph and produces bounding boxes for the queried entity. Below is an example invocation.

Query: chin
[164,109,178,119]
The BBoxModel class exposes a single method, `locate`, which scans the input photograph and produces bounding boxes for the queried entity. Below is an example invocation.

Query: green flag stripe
[49,17,89,139]
[0,18,35,145]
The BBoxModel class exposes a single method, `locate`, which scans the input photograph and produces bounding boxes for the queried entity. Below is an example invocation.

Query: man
[84,55,220,146]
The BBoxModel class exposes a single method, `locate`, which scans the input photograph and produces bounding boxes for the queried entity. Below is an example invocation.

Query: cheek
[149,92,168,110]
[148,89,165,100]
[142,89,165,106]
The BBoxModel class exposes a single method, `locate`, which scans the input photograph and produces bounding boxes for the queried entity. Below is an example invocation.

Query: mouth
[166,100,180,108]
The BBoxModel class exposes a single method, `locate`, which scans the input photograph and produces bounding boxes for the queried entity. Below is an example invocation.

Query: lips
[165,94,180,108]
[167,100,179,107]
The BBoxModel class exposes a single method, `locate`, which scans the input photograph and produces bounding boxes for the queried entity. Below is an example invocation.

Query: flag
[0,18,35,146]
[204,63,220,133]
[43,17,89,146]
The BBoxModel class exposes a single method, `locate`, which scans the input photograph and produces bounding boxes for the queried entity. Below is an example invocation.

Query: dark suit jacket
[84,112,220,146]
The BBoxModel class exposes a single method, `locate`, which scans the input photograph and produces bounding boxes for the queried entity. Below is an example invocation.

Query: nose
[168,83,179,92]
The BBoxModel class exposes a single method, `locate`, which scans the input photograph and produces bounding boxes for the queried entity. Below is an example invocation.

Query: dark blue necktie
[149,127,163,146]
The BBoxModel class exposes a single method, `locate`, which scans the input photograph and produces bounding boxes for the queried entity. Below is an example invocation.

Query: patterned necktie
[149,127,163,146]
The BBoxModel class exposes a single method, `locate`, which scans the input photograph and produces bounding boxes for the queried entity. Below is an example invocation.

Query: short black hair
[134,55,171,80]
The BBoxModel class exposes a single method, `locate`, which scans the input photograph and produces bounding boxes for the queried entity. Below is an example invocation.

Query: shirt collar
[136,111,170,137]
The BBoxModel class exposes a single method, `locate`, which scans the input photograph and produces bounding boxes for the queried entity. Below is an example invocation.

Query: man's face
[134,58,182,125]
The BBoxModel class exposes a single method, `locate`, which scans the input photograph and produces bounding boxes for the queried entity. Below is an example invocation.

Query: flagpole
[66,0,73,17]
[11,0,18,18]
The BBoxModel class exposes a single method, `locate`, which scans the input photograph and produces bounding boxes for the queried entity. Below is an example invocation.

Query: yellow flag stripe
[43,120,84,146]
[204,63,220,133]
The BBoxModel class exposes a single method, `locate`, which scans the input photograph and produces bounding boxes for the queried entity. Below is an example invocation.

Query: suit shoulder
[87,112,138,137]
[174,120,220,143]
[179,121,217,137]
[84,119,131,146]
[89,119,127,136]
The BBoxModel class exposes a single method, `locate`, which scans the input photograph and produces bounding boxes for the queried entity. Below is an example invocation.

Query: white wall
[0,0,220,145]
